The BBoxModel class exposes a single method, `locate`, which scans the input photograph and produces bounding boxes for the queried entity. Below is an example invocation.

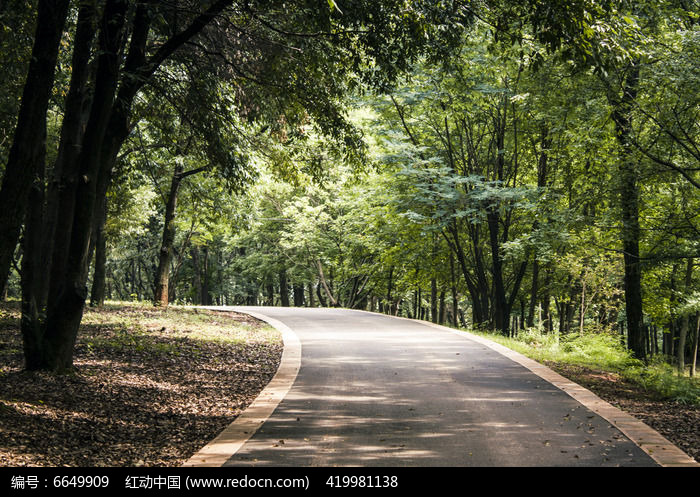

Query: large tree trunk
[22,0,232,371]
[38,0,129,372]
[0,0,71,296]
[45,2,98,309]
[610,63,645,360]
[19,0,125,372]
[20,131,47,370]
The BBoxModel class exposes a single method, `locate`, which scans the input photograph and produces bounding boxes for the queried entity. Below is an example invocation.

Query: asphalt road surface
[221,307,658,467]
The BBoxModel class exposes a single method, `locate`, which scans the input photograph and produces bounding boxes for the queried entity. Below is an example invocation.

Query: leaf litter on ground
[0,302,281,467]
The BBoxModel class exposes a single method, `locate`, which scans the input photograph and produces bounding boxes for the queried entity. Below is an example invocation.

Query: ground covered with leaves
[0,302,282,467]
[545,362,699,463]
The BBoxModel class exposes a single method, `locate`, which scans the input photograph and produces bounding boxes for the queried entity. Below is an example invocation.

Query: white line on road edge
[183,308,302,467]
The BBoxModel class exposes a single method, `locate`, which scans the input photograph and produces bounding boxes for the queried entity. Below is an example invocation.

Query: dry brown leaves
[0,303,282,467]
[545,362,700,463]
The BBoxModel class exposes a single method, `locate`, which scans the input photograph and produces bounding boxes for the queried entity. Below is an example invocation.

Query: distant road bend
[188,307,694,467]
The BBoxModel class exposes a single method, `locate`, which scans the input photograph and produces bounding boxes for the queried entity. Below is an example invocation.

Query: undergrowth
[470,327,700,405]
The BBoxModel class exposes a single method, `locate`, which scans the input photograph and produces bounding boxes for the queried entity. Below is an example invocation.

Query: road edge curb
[182,308,302,467]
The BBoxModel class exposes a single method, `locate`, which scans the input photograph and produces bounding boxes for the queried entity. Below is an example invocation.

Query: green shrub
[626,358,700,405]
[557,332,638,368]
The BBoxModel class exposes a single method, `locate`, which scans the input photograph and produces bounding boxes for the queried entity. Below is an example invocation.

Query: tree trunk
[667,265,679,357]
[416,288,422,319]
[202,246,210,305]
[542,265,553,332]
[21,0,127,372]
[438,290,446,325]
[89,198,108,307]
[528,129,549,329]
[154,168,184,307]
[691,312,699,377]
[678,258,693,373]
[293,284,304,306]
[431,277,438,324]
[488,208,509,335]
[0,0,71,297]
[450,253,459,327]
[44,1,98,310]
[26,0,232,372]
[445,226,488,326]
[315,283,327,307]
[279,269,289,307]
[610,63,645,360]
[528,258,539,328]
[307,283,314,307]
[191,246,202,304]
[316,260,338,307]
[579,276,586,334]
[266,282,275,306]
[386,265,394,314]
[20,133,47,370]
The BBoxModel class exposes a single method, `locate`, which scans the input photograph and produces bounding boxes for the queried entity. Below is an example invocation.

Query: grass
[468,326,700,405]
[0,299,282,376]
[78,300,279,355]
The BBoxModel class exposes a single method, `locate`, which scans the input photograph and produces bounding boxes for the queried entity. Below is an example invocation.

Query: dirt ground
[0,304,282,467]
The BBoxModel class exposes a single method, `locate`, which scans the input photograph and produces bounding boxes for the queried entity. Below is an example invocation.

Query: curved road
[188,307,694,467]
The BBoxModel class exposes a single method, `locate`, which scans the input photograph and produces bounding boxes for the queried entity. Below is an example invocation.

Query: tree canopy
[0,0,698,374]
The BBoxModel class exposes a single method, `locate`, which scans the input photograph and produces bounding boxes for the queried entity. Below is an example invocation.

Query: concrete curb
[183,308,302,467]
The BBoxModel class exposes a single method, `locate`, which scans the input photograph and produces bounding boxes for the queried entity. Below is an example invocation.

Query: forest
[0,0,698,380]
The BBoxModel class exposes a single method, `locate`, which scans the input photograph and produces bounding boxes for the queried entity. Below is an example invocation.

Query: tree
[4,0,464,371]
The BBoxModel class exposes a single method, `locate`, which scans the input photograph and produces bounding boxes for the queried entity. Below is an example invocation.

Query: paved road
[220,307,657,467]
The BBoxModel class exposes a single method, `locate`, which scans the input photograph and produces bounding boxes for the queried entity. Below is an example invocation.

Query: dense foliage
[0,1,698,375]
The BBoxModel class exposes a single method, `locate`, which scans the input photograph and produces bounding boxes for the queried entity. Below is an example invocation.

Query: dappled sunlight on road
[223,307,657,467]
